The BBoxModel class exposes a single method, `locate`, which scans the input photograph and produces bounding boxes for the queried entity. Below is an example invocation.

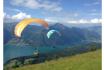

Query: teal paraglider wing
[47,30,61,39]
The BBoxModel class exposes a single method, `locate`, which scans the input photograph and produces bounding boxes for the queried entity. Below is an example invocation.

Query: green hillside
[14,49,101,70]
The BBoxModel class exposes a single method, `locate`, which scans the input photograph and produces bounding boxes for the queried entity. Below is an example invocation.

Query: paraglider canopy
[14,18,49,37]
[47,29,61,39]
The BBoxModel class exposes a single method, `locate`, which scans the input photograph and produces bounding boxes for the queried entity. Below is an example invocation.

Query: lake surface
[4,45,65,63]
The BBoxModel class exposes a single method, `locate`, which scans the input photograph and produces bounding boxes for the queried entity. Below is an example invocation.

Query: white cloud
[4,13,11,20]
[45,17,102,24]
[45,18,58,23]
[4,12,31,23]
[44,17,71,23]
[3,13,16,23]
[93,1,100,5]
[91,9,97,12]
[90,13,100,16]
[90,18,102,23]
[10,0,62,12]
[12,12,31,20]
[79,19,89,23]
[73,13,79,17]
[13,9,21,12]
[67,20,78,23]
[68,18,102,24]
[84,1,100,6]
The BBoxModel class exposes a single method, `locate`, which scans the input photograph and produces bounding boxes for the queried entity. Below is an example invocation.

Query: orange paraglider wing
[14,18,49,37]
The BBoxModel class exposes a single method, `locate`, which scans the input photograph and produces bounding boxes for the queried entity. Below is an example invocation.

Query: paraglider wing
[47,30,61,39]
[14,18,49,37]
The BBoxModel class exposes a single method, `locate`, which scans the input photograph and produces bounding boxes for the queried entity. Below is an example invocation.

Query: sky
[4,0,102,23]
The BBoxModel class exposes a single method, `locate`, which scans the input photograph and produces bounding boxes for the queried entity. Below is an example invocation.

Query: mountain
[49,23,101,45]
[4,22,101,47]
[4,28,12,44]
[86,26,101,35]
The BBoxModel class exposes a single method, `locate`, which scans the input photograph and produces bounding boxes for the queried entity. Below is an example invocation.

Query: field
[13,49,101,70]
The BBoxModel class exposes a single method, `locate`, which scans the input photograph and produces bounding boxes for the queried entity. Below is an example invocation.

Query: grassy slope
[14,49,101,70]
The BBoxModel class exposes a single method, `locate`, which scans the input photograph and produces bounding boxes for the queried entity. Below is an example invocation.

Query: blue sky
[4,0,102,23]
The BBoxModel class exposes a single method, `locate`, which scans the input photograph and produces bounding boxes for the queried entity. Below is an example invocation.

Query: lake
[4,45,66,63]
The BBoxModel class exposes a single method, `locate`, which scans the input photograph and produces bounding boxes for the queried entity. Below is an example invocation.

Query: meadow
[13,49,101,70]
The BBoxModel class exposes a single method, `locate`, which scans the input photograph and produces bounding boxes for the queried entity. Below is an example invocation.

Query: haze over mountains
[4,22,101,47]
